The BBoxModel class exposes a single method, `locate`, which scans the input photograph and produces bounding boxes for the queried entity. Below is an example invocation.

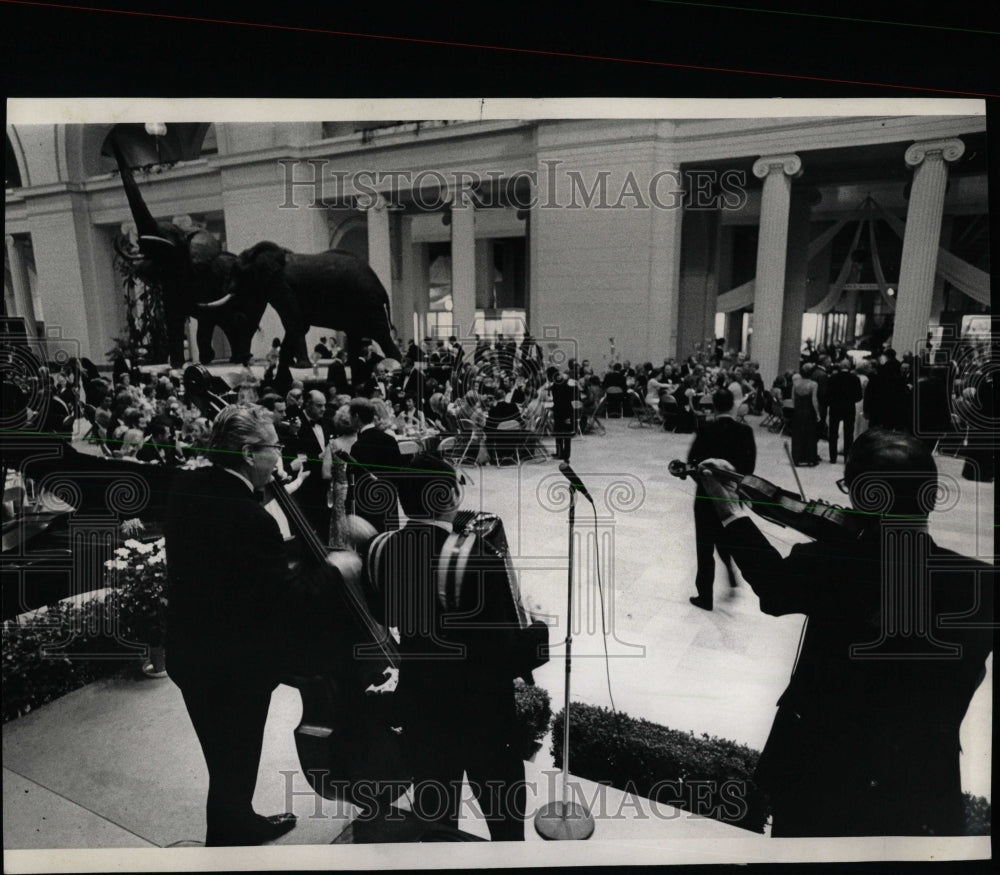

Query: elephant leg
[277,331,309,369]
[195,318,217,364]
[265,276,312,368]
[224,313,253,365]
[166,314,188,368]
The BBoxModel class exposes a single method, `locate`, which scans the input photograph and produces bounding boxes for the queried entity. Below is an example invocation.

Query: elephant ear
[239,240,288,283]
[186,229,222,265]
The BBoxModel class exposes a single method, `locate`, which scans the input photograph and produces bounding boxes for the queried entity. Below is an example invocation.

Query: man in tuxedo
[366,454,549,840]
[313,337,333,359]
[348,397,402,532]
[352,339,382,391]
[826,359,864,463]
[326,349,349,396]
[686,388,756,610]
[163,405,298,846]
[290,390,330,539]
[697,429,993,836]
[136,417,185,466]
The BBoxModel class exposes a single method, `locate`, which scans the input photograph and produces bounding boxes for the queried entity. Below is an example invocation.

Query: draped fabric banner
[807,214,865,315]
[874,201,990,307]
[715,278,755,313]
[867,218,897,312]
[714,197,988,317]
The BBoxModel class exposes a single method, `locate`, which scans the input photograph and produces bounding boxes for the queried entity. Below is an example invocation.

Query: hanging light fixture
[144,122,167,137]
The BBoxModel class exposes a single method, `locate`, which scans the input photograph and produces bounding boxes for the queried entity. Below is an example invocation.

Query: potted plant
[105,519,168,678]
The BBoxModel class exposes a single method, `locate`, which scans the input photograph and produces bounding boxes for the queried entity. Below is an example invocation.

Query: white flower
[153,538,166,550]
[135,542,154,555]
[123,539,142,550]
[104,559,127,572]
[134,564,144,571]
[115,547,130,559]
[146,553,164,566]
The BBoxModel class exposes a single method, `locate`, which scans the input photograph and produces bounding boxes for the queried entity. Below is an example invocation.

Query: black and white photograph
[2,3,997,873]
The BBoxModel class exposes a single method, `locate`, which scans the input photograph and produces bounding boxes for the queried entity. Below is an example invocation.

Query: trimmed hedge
[552,703,767,832]
[2,597,141,722]
[553,703,992,835]
[513,679,552,760]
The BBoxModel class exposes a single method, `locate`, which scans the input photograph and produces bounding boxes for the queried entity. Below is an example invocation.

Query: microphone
[559,462,594,504]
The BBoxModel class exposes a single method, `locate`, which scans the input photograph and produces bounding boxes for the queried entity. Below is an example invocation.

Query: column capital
[904,138,965,168]
[363,193,387,212]
[752,153,802,180]
[450,187,476,210]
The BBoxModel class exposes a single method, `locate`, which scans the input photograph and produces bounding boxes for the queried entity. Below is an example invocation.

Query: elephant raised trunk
[111,137,163,244]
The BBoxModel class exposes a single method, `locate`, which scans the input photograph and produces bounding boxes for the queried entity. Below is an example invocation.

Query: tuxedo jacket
[293,417,331,470]
[722,515,994,835]
[163,466,293,683]
[687,415,756,476]
[351,426,404,474]
[367,521,549,723]
[326,359,349,395]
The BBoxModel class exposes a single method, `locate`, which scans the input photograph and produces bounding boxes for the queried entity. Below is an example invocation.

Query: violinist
[163,405,300,846]
[694,428,994,836]
[686,387,756,611]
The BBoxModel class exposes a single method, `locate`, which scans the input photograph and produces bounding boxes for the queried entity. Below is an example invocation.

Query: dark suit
[351,426,404,532]
[136,440,185,466]
[721,516,993,836]
[292,416,332,540]
[826,370,863,462]
[687,416,756,607]
[326,359,349,395]
[164,466,291,845]
[367,520,549,840]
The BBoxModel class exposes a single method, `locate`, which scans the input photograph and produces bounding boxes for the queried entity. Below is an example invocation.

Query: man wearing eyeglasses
[163,404,300,846]
[695,428,993,837]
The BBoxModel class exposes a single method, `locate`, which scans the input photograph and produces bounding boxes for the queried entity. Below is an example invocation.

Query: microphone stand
[534,487,595,840]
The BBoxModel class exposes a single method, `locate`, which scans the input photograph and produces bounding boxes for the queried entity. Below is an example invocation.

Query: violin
[668,459,866,543]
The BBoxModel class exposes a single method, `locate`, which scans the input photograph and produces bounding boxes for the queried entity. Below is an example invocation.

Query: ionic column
[450,188,476,340]
[5,235,38,338]
[778,187,812,374]
[892,138,964,358]
[365,194,393,295]
[751,154,802,385]
[398,216,418,350]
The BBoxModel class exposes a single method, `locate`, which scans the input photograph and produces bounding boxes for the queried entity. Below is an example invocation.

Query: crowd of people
[3,327,994,844]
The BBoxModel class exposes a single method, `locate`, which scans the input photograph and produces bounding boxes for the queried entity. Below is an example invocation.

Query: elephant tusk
[139,235,177,248]
[198,293,235,309]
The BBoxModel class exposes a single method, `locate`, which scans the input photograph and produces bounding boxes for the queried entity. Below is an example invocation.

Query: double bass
[184,373,410,814]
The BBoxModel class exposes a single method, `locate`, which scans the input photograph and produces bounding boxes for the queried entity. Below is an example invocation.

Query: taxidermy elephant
[110,137,258,366]
[202,240,403,369]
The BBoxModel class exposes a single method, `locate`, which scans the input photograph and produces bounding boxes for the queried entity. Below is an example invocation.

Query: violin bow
[783,440,807,500]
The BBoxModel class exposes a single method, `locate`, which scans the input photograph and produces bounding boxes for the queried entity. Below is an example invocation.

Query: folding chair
[449,417,484,466]
[777,399,795,435]
[627,391,662,428]
[735,390,754,423]
[489,419,526,466]
[658,393,680,432]
[759,390,781,430]
[603,385,625,418]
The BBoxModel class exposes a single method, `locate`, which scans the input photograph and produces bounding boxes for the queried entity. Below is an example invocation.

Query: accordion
[367,510,536,683]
